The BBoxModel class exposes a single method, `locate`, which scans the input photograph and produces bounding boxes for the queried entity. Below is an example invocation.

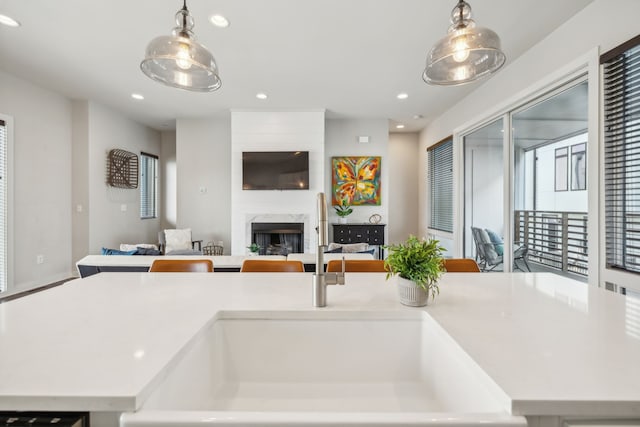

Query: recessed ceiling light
[0,14,20,27]
[397,93,408,100]
[256,93,268,100]
[396,124,405,129]
[131,93,144,100]
[209,14,229,28]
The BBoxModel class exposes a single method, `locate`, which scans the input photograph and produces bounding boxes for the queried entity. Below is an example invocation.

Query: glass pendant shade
[423,0,505,86]
[141,2,221,92]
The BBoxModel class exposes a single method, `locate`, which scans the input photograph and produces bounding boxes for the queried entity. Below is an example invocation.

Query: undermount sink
[121,311,524,427]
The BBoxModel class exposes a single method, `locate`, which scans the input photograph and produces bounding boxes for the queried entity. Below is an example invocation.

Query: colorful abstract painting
[332,156,381,206]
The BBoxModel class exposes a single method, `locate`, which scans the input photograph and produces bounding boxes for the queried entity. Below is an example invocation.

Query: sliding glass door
[463,118,505,272]
[462,79,589,277]
[511,81,589,279]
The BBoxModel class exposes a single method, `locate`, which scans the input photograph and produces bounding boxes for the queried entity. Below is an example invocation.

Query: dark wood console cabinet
[332,223,386,259]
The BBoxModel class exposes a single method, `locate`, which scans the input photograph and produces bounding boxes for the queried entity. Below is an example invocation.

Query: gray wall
[160,131,177,230]
[324,119,389,226]
[86,102,161,254]
[71,101,90,272]
[0,70,72,293]
[388,132,419,244]
[175,118,232,252]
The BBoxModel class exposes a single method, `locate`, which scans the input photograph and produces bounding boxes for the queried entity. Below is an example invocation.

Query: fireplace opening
[251,222,304,255]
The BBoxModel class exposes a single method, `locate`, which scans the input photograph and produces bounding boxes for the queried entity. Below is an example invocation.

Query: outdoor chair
[471,227,530,272]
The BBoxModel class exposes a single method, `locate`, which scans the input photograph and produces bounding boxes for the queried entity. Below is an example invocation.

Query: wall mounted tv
[242,151,309,190]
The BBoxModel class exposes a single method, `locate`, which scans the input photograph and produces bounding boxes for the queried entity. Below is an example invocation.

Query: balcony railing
[514,210,588,277]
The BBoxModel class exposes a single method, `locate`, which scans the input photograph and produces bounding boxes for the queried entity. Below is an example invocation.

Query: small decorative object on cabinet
[384,235,446,307]
[107,149,138,189]
[332,223,385,259]
[369,214,382,224]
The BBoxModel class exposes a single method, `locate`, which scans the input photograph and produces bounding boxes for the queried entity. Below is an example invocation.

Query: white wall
[0,70,72,292]
[535,134,588,212]
[231,111,324,255]
[388,132,419,244]
[71,101,89,271]
[160,130,177,230]
[86,102,161,254]
[175,118,231,251]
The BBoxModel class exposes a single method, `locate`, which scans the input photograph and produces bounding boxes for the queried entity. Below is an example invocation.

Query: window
[570,143,586,191]
[140,152,158,219]
[0,119,6,292]
[428,137,453,233]
[602,35,640,274]
[554,147,568,191]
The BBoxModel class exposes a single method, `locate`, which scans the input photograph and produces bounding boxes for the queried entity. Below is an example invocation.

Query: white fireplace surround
[246,214,311,254]
[230,110,325,255]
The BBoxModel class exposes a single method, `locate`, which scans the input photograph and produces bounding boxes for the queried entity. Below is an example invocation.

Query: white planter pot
[396,276,429,307]
[339,217,348,224]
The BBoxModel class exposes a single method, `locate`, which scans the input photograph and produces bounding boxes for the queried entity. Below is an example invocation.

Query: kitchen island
[0,272,638,426]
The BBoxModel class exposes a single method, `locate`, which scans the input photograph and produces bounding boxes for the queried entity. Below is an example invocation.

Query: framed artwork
[331,156,381,205]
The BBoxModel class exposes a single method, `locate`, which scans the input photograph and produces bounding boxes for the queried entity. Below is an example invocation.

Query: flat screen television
[242,151,309,190]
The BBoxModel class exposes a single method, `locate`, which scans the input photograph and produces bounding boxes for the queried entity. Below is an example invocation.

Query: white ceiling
[0,0,594,132]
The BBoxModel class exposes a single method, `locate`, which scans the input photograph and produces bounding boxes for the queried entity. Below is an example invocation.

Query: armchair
[158,229,203,255]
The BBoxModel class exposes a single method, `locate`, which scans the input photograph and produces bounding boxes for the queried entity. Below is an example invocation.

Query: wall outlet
[36,255,44,264]
[120,204,127,212]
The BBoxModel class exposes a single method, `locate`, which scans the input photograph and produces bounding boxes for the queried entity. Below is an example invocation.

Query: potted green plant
[247,242,261,256]
[334,199,353,224]
[384,235,446,306]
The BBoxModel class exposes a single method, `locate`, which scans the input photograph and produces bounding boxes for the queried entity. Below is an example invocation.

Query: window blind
[602,35,640,274]
[0,119,6,291]
[428,138,453,233]
[140,152,158,219]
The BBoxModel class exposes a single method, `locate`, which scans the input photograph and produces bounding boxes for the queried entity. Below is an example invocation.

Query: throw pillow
[135,247,162,255]
[164,229,192,254]
[477,229,499,261]
[484,229,504,256]
[121,243,159,251]
[101,247,137,256]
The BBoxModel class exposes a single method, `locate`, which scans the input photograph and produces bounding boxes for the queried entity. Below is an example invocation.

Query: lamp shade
[423,1,505,86]
[141,2,221,92]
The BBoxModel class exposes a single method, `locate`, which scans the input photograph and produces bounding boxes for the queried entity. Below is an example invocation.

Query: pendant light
[423,0,505,86]
[141,0,221,92]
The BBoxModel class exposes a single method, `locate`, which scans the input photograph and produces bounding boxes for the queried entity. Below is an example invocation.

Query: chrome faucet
[312,192,345,307]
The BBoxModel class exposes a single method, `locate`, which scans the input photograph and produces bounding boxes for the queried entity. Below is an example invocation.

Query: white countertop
[0,272,639,417]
